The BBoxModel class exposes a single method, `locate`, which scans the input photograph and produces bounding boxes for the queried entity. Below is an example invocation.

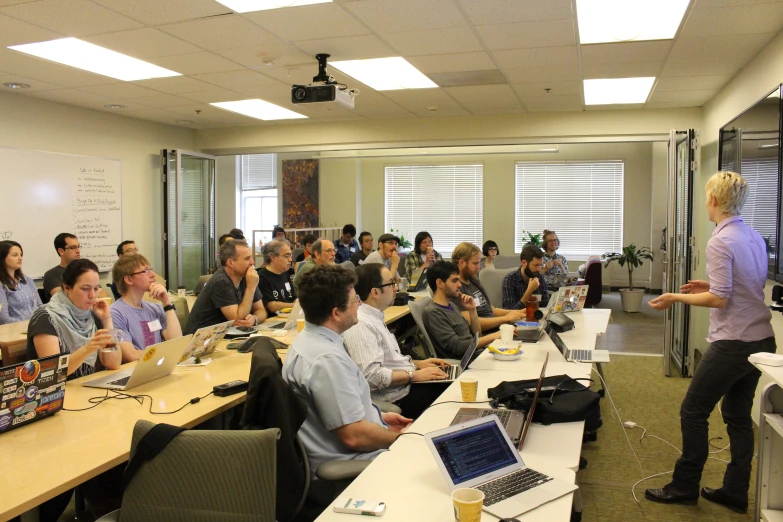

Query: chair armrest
[316,459,373,481]
[374,401,401,414]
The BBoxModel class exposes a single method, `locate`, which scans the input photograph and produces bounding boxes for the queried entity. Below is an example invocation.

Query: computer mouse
[499,519,520,522]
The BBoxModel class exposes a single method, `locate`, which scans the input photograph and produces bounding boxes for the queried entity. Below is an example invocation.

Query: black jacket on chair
[240,337,308,522]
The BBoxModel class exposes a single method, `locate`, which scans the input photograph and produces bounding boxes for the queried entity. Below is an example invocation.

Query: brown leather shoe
[700,487,748,514]
[645,484,698,505]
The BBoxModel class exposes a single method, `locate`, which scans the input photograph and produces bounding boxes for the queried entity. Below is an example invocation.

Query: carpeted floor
[594,293,666,355]
[580,354,756,522]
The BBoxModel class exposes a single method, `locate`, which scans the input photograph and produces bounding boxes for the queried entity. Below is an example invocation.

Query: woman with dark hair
[480,240,499,270]
[405,231,443,282]
[0,241,42,324]
[26,258,120,378]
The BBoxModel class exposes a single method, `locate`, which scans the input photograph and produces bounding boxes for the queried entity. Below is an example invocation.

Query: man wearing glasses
[43,232,82,297]
[257,240,296,314]
[110,254,182,361]
[116,240,139,258]
[344,263,449,418]
[293,238,336,292]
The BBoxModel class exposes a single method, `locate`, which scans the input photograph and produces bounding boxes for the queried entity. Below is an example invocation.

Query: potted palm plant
[602,244,654,313]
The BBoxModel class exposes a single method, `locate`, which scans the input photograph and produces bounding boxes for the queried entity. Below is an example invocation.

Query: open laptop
[408,267,429,292]
[547,325,610,363]
[417,332,480,383]
[0,354,69,433]
[516,306,554,343]
[450,407,526,444]
[264,299,304,330]
[426,414,576,517]
[84,335,193,390]
[182,320,234,361]
[550,285,589,313]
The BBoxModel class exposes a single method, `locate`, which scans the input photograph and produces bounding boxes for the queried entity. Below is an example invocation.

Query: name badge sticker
[148,320,162,332]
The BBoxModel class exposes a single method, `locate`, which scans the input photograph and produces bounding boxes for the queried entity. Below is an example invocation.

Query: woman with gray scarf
[26,258,121,378]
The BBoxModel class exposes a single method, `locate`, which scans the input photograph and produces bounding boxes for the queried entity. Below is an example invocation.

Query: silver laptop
[426,415,577,519]
[547,326,610,363]
[416,332,480,384]
[450,408,526,444]
[83,335,194,391]
[264,299,303,330]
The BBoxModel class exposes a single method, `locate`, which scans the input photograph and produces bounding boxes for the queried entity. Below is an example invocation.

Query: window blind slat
[515,161,624,256]
[386,165,483,253]
[741,157,778,250]
[241,154,277,190]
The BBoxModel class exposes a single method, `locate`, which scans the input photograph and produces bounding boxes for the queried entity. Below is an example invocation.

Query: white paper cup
[499,323,514,343]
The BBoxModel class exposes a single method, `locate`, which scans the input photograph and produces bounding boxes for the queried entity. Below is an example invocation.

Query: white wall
[0,91,196,283]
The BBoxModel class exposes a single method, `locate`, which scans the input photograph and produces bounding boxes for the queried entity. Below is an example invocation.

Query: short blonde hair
[113,254,151,295]
[705,172,748,215]
[451,242,480,264]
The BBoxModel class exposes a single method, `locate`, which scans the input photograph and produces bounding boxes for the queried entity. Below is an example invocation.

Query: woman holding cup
[405,231,443,282]
[541,230,569,290]
[26,258,121,378]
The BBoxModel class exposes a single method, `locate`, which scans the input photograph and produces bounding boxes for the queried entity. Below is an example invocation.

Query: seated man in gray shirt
[423,261,501,359]
[282,264,412,486]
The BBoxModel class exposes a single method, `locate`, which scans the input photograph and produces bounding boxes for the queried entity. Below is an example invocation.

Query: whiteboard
[0,147,122,279]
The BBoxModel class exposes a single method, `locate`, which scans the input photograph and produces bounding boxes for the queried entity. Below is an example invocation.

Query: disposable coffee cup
[177,286,186,297]
[460,377,478,402]
[499,324,514,343]
[451,488,484,522]
[296,318,305,332]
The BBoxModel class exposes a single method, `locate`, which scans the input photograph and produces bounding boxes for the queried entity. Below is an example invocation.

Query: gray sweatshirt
[422,301,474,359]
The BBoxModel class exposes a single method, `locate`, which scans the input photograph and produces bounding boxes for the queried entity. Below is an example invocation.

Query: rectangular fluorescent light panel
[583,77,655,105]
[8,38,180,81]
[211,99,307,120]
[330,57,438,91]
[215,0,331,12]
[576,0,689,44]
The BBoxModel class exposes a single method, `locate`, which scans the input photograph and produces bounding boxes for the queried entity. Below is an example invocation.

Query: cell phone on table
[332,496,386,516]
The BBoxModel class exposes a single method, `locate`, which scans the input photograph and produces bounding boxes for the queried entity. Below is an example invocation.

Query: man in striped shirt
[344,263,449,418]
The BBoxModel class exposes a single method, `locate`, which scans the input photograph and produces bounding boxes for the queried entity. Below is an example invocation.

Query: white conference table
[316,309,611,522]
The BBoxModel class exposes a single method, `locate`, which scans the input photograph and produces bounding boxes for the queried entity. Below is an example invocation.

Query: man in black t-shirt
[257,240,296,314]
[185,240,266,334]
[449,242,525,334]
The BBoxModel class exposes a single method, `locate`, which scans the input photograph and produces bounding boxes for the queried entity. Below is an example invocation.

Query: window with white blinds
[385,165,483,254]
[514,162,624,256]
[240,154,277,190]
[741,157,778,252]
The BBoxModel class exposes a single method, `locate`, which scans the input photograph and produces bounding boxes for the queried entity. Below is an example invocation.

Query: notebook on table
[0,353,69,433]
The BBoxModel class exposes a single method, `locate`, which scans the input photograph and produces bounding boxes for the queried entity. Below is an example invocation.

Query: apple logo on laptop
[157,357,165,366]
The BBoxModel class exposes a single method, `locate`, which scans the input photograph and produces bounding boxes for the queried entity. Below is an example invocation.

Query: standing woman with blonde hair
[646,172,775,513]
[540,230,569,290]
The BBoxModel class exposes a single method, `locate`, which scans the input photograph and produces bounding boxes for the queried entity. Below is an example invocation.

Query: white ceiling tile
[131,76,216,94]
[82,28,201,59]
[90,0,231,25]
[124,93,198,109]
[493,46,578,70]
[381,88,467,112]
[310,114,367,122]
[77,82,162,98]
[350,103,416,119]
[654,74,733,91]
[582,61,663,79]
[661,58,743,76]
[475,19,576,50]
[680,3,783,37]
[212,44,314,70]
[503,66,581,83]
[444,84,522,109]
[0,0,141,36]
[23,88,144,110]
[645,101,698,109]
[344,0,467,32]
[295,35,396,61]
[512,81,582,96]
[0,71,62,91]
[669,33,775,64]
[192,70,290,98]
[242,4,370,41]
[0,48,118,87]
[647,88,718,105]
[0,13,61,47]
[148,52,244,76]
[384,27,484,56]
[520,93,582,112]
[178,89,248,103]
[412,103,470,116]
[165,103,263,124]
[407,52,497,73]
[580,41,673,65]
[469,105,527,115]
[118,107,198,126]
[692,0,783,9]
[158,14,280,50]
[457,0,573,26]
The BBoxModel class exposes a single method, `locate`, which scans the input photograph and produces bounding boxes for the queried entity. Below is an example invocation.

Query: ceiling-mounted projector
[291,53,356,109]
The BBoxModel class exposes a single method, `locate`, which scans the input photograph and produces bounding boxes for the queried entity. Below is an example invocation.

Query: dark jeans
[671,336,776,498]
[394,381,451,419]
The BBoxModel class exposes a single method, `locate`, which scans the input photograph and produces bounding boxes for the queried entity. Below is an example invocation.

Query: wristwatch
[163,303,176,312]
[406,369,414,384]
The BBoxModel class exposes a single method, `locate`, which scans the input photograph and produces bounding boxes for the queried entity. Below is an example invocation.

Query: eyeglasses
[64,245,81,250]
[122,247,139,254]
[547,239,560,244]
[280,253,293,258]
[374,281,398,291]
[323,248,337,254]
[488,247,498,252]
[132,267,154,276]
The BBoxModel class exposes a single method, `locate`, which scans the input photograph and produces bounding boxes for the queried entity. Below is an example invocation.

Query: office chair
[193,275,211,295]
[96,420,278,522]
[340,260,355,271]
[172,296,189,331]
[407,296,438,359]
[478,267,516,308]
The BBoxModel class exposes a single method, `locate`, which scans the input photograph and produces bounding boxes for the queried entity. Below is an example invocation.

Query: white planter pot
[619,288,645,313]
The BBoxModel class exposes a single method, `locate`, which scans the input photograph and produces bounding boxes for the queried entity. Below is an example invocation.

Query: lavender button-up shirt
[706,215,773,342]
